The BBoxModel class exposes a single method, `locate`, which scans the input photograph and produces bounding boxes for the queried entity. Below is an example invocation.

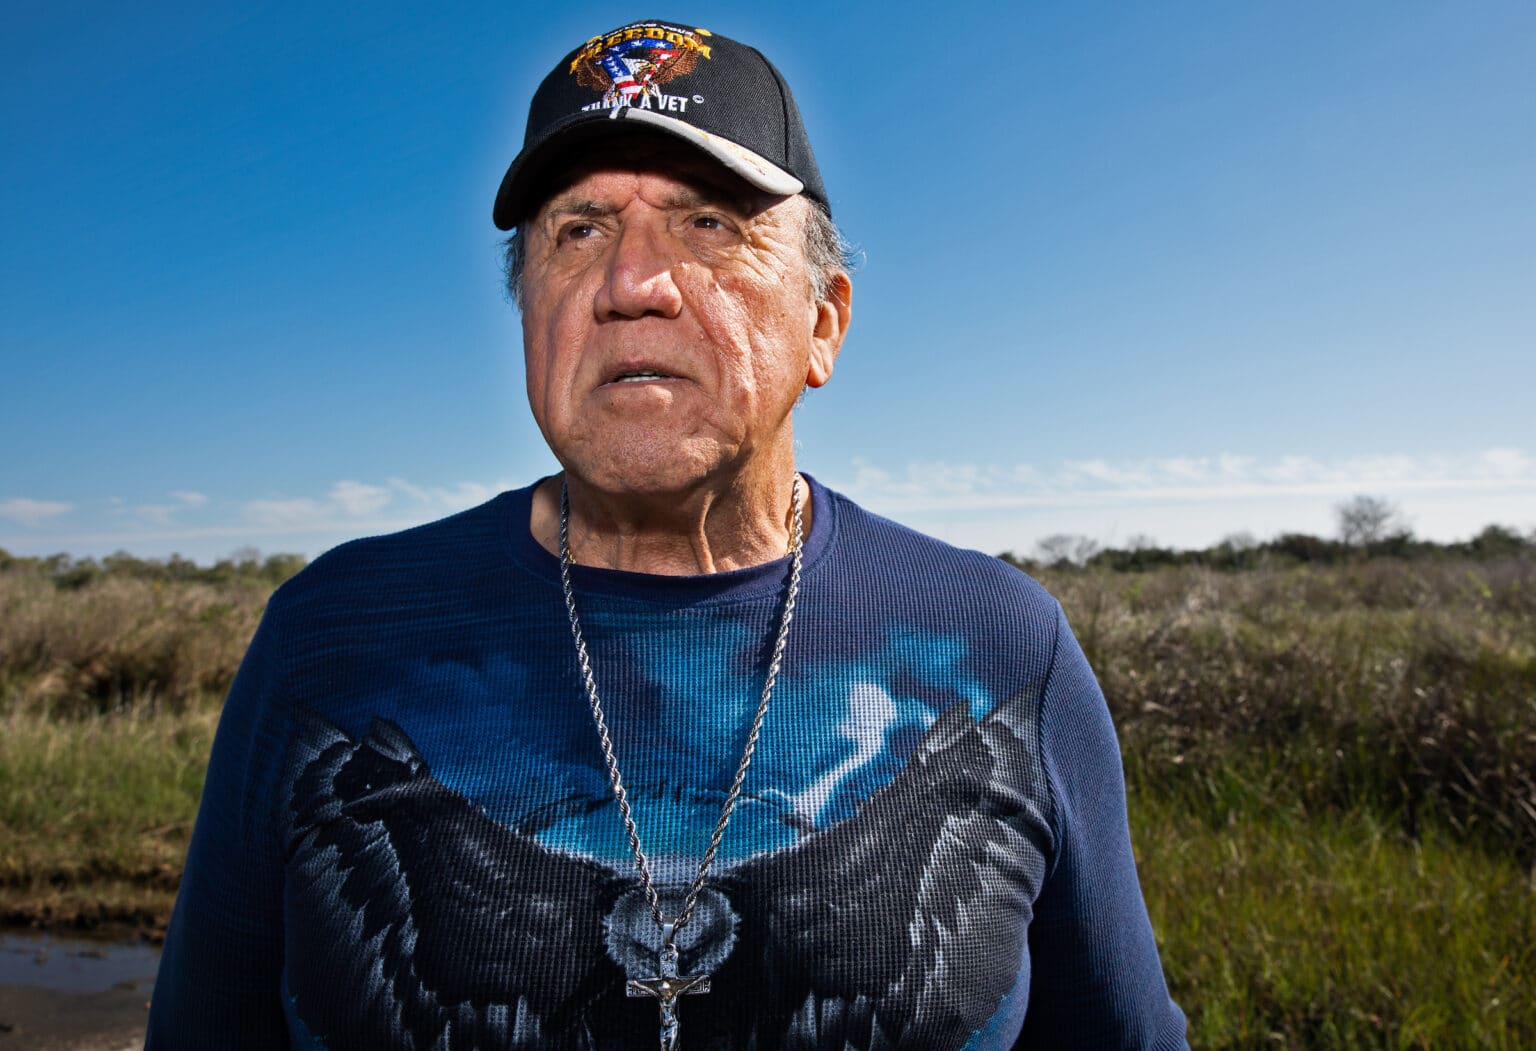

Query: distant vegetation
[0,546,307,591]
[1071,552,1535,1048]
[0,547,303,934]
[1003,512,1533,576]
[0,547,303,715]
[2,498,1533,1047]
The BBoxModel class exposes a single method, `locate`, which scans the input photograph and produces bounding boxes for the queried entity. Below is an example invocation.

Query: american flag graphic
[597,40,677,103]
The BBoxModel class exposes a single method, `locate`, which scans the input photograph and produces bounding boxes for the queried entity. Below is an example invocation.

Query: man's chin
[563,444,726,501]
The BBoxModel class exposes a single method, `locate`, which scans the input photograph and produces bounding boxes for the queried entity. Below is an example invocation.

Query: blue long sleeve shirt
[148,476,1187,1049]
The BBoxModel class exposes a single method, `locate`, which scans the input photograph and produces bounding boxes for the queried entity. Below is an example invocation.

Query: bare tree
[1219,531,1258,552]
[1035,533,1100,567]
[230,545,262,565]
[1034,534,1074,567]
[1336,495,1407,547]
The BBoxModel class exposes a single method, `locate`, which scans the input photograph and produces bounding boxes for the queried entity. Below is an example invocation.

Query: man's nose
[594,221,684,320]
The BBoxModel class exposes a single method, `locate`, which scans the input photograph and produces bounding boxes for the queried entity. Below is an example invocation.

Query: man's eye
[559,222,597,243]
[691,215,725,231]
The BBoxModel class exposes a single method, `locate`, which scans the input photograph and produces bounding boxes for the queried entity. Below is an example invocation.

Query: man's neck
[530,471,809,576]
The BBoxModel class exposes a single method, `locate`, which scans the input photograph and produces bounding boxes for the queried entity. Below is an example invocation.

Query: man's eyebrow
[540,197,613,221]
[541,183,764,223]
[660,183,762,216]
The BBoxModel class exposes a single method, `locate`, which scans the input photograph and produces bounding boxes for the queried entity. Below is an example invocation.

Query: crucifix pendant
[626,920,711,1051]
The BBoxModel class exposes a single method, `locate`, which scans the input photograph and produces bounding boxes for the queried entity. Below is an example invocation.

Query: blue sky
[4,2,1533,563]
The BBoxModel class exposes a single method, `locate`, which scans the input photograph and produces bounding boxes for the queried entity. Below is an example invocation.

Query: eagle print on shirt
[282,685,1050,1050]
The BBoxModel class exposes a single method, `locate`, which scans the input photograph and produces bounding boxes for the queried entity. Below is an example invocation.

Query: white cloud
[1478,446,1533,479]
[837,447,1536,514]
[131,489,214,526]
[1217,454,1255,479]
[329,480,392,517]
[0,498,74,527]
[827,447,1536,551]
[387,478,499,510]
[0,476,518,562]
[245,497,326,528]
[235,476,512,536]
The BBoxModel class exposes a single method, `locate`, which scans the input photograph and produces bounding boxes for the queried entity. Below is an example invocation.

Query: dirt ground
[0,982,149,1050]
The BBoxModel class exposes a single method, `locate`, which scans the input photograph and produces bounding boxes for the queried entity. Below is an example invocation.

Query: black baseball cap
[493,19,828,230]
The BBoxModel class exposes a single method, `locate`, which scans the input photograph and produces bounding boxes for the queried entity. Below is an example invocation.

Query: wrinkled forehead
[522,130,785,226]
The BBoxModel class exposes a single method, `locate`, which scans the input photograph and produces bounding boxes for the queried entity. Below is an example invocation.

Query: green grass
[0,702,217,933]
[1131,790,1534,1048]
[1049,563,1536,865]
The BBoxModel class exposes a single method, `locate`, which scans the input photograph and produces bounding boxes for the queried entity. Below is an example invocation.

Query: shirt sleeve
[146,600,292,1047]
[1015,603,1189,1050]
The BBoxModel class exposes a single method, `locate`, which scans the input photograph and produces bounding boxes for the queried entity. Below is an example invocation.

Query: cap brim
[493,107,803,230]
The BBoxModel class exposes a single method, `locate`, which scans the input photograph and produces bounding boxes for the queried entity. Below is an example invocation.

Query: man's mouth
[613,370,671,383]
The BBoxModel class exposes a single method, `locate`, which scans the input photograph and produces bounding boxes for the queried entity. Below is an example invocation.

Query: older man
[148,19,1187,1051]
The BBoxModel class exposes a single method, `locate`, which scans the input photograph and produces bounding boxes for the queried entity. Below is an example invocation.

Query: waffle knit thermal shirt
[147,476,1188,1050]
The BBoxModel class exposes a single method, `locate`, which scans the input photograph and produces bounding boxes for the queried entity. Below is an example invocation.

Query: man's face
[518,141,847,499]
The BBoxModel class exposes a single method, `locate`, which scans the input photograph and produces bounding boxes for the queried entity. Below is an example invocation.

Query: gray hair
[501,196,854,309]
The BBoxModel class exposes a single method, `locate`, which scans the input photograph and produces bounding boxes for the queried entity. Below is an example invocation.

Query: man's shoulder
[815,482,1067,706]
[268,487,527,616]
[819,483,1061,616]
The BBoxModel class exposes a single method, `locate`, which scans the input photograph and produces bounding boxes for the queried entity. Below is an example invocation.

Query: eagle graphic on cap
[571,22,712,106]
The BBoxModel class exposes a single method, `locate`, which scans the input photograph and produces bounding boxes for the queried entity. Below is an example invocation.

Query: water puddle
[0,932,160,993]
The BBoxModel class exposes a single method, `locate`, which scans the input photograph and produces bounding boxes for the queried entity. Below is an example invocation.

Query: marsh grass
[0,570,269,714]
[1134,792,1534,1048]
[1,556,1533,1043]
[0,701,218,932]
[0,569,255,931]
[1043,560,1536,863]
[1039,558,1536,1046]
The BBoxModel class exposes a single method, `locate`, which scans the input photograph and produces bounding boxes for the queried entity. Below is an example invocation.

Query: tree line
[1002,495,1534,572]
[0,546,307,588]
[5,496,1531,585]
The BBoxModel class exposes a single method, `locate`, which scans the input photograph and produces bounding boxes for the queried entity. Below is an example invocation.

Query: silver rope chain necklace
[558,476,804,1051]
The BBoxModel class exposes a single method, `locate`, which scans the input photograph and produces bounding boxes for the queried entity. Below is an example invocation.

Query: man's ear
[806,271,851,389]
